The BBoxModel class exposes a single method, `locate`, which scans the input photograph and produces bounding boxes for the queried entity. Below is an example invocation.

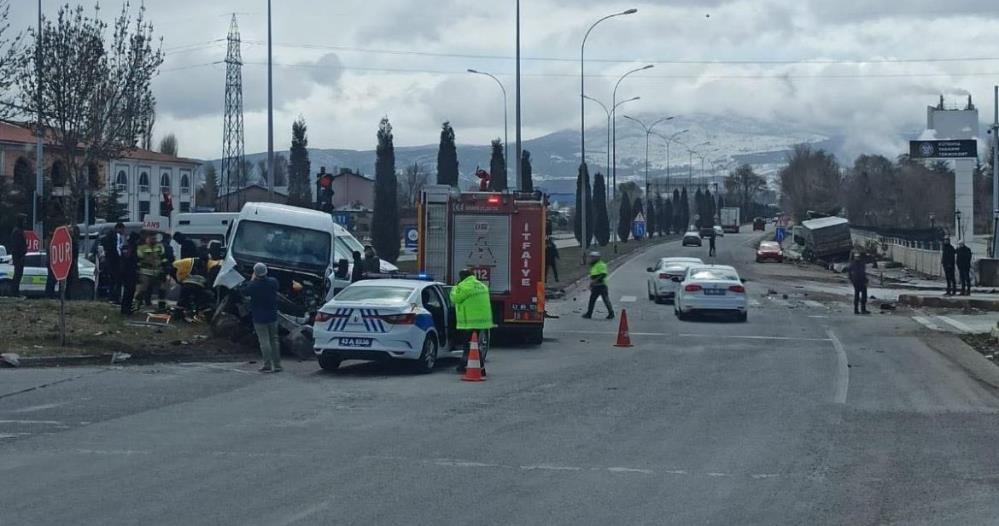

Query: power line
[239,39,999,66]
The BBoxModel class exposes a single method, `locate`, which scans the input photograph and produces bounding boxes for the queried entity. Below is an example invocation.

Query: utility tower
[221,14,246,212]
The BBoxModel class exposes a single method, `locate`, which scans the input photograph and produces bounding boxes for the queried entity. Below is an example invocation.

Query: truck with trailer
[720,207,741,233]
[417,185,548,344]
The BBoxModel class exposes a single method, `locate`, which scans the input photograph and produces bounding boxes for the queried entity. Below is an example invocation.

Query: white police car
[313,279,457,373]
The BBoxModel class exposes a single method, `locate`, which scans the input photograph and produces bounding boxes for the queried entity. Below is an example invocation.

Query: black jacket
[848,260,867,287]
[101,231,120,263]
[956,246,972,269]
[941,243,956,267]
[9,227,27,258]
[363,254,380,273]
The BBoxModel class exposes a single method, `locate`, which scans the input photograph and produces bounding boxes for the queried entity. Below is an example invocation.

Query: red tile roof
[0,120,201,165]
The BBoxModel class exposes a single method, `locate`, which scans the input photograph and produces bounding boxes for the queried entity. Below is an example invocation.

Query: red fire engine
[417,185,547,343]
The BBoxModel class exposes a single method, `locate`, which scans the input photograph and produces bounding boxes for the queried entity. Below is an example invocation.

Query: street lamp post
[653,129,688,194]
[267,0,274,200]
[515,0,522,192]
[583,95,640,194]
[611,64,653,200]
[623,115,675,197]
[581,8,636,262]
[468,69,509,186]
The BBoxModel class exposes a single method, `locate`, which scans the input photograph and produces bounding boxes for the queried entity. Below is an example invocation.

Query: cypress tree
[592,172,609,246]
[632,197,644,240]
[489,139,507,191]
[694,188,704,228]
[672,189,683,233]
[662,197,673,235]
[373,117,400,263]
[647,199,657,238]
[573,163,593,247]
[99,185,129,222]
[680,188,690,232]
[705,189,715,226]
[436,121,459,186]
[287,117,312,207]
[521,150,533,192]
[617,192,632,243]
[655,194,665,235]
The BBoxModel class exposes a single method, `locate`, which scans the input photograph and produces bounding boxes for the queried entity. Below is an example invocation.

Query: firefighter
[134,231,166,309]
[174,248,212,318]
[582,251,614,320]
[450,268,493,375]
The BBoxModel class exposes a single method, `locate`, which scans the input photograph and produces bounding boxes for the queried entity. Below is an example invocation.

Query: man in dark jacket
[244,262,281,373]
[363,245,380,274]
[351,251,365,282]
[8,214,27,297]
[101,223,125,303]
[956,241,973,296]
[708,231,717,257]
[545,237,559,282]
[941,238,957,296]
[173,231,198,259]
[119,232,140,315]
[849,252,869,315]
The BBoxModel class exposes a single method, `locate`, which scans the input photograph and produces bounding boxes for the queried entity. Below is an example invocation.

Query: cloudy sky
[10,0,999,160]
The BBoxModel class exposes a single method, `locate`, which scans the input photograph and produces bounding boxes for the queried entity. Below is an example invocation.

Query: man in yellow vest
[450,268,493,375]
[582,251,614,319]
[133,231,165,309]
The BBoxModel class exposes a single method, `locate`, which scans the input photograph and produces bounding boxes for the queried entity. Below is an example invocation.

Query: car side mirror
[646,267,654,272]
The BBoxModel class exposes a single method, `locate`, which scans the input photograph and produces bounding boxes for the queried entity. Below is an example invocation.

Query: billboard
[909,140,977,159]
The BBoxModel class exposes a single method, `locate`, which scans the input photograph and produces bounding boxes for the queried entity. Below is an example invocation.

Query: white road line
[10,402,70,413]
[546,330,831,342]
[0,419,65,425]
[936,316,976,334]
[825,329,850,405]
[803,300,826,309]
[619,295,637,303]
[912,316,943,331]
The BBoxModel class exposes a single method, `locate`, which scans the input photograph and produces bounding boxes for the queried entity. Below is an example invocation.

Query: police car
[313,278,457,373]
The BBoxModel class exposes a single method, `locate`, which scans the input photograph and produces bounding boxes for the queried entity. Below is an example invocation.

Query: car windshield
[231,220,331,270]
[335,285,415,303]
[760,242,780,250]
[334,235,365,263]
[663,258,702,264]
[689,268,739,281]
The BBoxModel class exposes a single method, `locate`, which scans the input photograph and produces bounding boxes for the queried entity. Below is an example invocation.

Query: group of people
[941,238,973,296]
[349,245,382,282]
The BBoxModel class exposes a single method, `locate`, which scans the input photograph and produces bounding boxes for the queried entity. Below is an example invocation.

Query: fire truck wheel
[415,335,439,374]
[525,327,544,345]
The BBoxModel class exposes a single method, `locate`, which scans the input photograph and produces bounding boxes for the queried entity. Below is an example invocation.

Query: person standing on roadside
[351,251,365,282]
[8,214,27,297]
[545,237,560,282]
[119,232,141,315]
[708,230,717,258]
[956,240,973,296]
[849,252,869,315]
[244,262,281,373]
[100,223,125,303]
[582,251,614,320]
[941,237,957,296]
[450,268,494,375]
[134,231,165,308]
[363,245,380,274]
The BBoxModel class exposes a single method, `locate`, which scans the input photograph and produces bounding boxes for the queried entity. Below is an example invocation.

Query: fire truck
[417,185,547,344]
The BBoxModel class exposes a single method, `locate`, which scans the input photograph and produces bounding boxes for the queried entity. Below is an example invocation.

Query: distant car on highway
[313,279,458,373]
[0,252,96,298]
[756,241,784,263]
[753,217,766,231]
[682,231,703,247]
[674,265,748,322]
[646,257,704,303]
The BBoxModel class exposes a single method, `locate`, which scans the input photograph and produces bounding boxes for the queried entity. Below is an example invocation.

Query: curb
[921,333,999,390]
[8,351,260,369]
[897,294,999,311]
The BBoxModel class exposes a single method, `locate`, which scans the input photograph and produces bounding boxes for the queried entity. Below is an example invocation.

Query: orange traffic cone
[614,309,633,348]
[461,331,486,382]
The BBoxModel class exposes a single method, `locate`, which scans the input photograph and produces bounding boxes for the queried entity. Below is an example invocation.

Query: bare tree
[18,3,163,226]
[724,163,766,218]
[0,0,23,118]
[158,133,178,156]
[398,162,428,208]
[778,144,843,220]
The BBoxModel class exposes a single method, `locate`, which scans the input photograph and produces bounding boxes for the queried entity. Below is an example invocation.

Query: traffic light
[316,168,334,213]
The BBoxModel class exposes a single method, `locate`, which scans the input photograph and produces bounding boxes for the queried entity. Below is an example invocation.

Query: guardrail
[852,229,943,277]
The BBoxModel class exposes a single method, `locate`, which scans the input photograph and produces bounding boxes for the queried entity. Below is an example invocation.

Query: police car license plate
[340,337,372,348]
[704,288,725,296]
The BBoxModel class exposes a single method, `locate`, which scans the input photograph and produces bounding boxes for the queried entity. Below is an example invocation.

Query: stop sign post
[49,226,73,346]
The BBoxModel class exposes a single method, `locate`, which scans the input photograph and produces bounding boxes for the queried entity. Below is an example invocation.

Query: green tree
[646,199,657,238]
[198,164,218,209]
[672,189,683,232]
[573,163,593,247]
[617,192,632,243]
[373,117,400,263]
[19,3,163,228]
[489,138,507,191]
[592,172,609,246]
[287,116,312,207]
[521,150,533,192]
[704,189,716,225]
[0,0,23,119]
[694,188,705,227]
[679,188,690,231]
[158,133,178,156]
[436,121,459,186]
[98,185,128,222]
[661,197,673,235]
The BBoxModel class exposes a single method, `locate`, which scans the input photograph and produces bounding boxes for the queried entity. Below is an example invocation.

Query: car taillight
[380,313,416,325]
[658,273,670,279]
[684,284,702,292]
[314,312,334,323]
[729,285,746,293]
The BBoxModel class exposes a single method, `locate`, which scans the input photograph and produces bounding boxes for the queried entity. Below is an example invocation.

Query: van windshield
[334,232,365,262]
[231,220,331,270]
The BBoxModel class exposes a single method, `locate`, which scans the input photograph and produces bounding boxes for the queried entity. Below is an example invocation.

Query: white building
[925,95,980,239]
[108,150,201,222]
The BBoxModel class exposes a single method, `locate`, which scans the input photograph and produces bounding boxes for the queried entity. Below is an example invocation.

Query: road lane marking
[546,330,832,342]
[619,295,637,303]
[936,316,976,334]
[912,316,943,331]
[9,402,70,413]
[0,419,66,425]
[826,329,849,405]
[803,300,826,309]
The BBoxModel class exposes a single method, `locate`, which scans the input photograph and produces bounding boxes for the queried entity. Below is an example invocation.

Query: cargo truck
[720,207,741,233]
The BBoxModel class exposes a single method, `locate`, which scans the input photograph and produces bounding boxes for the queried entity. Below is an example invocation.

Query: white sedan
[0,252,96,298]
[313,279,457,373]
[646,257,704,303]
[674,265,748,322]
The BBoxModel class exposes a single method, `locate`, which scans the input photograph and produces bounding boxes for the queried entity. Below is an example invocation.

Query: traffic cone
[614,309,633,348]
[461,331,486,382]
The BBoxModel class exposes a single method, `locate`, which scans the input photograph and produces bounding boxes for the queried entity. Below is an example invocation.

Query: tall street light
[583,94,639,192]
[581,7,636,261]
[469,69,509,185]
[515,0,522,192]
[611,64,653,200]
[653,129,688,194]
[267,0,275,200]
[623,115,675,197]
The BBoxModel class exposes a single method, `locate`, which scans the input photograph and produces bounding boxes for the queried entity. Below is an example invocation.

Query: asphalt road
[2,229,998,525]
